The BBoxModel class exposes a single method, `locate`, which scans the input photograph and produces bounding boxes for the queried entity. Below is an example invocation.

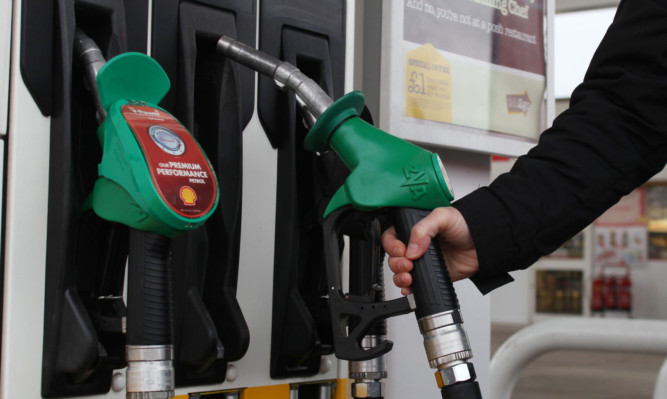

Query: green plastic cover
[305,91,454,217]
[90,53,219,236]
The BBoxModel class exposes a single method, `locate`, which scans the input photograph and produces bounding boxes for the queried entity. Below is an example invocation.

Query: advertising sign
[403,0,545,138]
[381,0,551,155]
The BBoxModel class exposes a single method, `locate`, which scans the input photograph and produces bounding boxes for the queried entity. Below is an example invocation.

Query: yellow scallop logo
[180,186,197,206]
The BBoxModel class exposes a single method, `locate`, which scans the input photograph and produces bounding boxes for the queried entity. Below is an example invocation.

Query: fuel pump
[218,36,482,399]
[75,30,219,398]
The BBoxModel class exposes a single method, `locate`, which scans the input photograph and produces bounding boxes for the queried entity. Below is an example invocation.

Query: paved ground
[491,323,667,399]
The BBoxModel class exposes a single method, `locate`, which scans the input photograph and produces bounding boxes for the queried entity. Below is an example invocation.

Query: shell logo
[180,186,197,206]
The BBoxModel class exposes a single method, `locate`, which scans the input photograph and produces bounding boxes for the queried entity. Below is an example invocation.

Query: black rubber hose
[441,381,482,399]
[126,229,173,346]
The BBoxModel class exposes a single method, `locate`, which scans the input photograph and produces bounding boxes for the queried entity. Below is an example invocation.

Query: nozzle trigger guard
[323,207,413,361]
[328,290,411,361]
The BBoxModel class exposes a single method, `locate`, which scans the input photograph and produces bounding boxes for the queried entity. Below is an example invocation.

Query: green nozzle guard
[305,91,454,218]
[90,53,219,237]
[97,52,171,110]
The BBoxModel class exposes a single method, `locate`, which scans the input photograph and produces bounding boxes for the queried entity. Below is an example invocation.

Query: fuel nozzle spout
[217,36,333,127]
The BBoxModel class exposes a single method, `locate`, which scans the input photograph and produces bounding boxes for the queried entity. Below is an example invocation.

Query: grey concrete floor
[491,323,667,399]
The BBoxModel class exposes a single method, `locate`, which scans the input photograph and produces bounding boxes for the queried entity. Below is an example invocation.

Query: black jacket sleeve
[453,0,667,294]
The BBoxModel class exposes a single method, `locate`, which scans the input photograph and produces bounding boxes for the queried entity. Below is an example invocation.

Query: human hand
[381,207,479,295]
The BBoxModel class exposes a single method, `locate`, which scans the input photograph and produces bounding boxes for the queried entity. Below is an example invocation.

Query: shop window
[647,184,667,260]
[535,270,583,314]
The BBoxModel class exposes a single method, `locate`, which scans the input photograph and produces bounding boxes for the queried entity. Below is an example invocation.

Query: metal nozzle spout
[217,35,333,125]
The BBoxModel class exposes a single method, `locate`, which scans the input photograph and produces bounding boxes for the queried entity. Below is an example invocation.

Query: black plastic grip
[392,208,460,320]
[126,229,173,346]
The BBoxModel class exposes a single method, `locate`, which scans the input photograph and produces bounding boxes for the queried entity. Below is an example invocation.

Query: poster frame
[379,0,555,156]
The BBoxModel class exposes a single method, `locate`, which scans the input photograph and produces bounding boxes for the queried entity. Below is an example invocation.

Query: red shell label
[122,105,217,219]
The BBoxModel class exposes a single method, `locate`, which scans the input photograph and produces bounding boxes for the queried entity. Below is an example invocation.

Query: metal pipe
[216,36,333,127]
[350,336,387,398]
[490,318,667,399]
[73,28,107,122]
[653,357,667,399]
[318,382,333,399]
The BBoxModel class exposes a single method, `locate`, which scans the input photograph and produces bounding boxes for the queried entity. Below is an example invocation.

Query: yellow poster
[405,44,452,123]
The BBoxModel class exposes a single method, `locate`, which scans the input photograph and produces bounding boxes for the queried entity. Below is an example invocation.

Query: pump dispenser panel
[20,0,145,117]
[15,0,358,396]
[30,1,146,397]
[256,0,347,379]
[152,0,255,387]
[31,0,251,395]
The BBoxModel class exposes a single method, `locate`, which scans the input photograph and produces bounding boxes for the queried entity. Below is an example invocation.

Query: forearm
[456,0,667,293]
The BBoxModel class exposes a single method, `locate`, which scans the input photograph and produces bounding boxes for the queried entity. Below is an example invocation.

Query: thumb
[404,209,445,259]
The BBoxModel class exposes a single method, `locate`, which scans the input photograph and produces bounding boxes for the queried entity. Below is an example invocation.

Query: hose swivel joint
[349,335,388,398]
[126,345,175,399]
[418,310,476,388]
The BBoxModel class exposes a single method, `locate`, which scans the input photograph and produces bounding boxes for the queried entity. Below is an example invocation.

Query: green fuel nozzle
[75,29,219,399]
[218,36,482,399]
[75,31,219,237]
[217,36,453,216]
